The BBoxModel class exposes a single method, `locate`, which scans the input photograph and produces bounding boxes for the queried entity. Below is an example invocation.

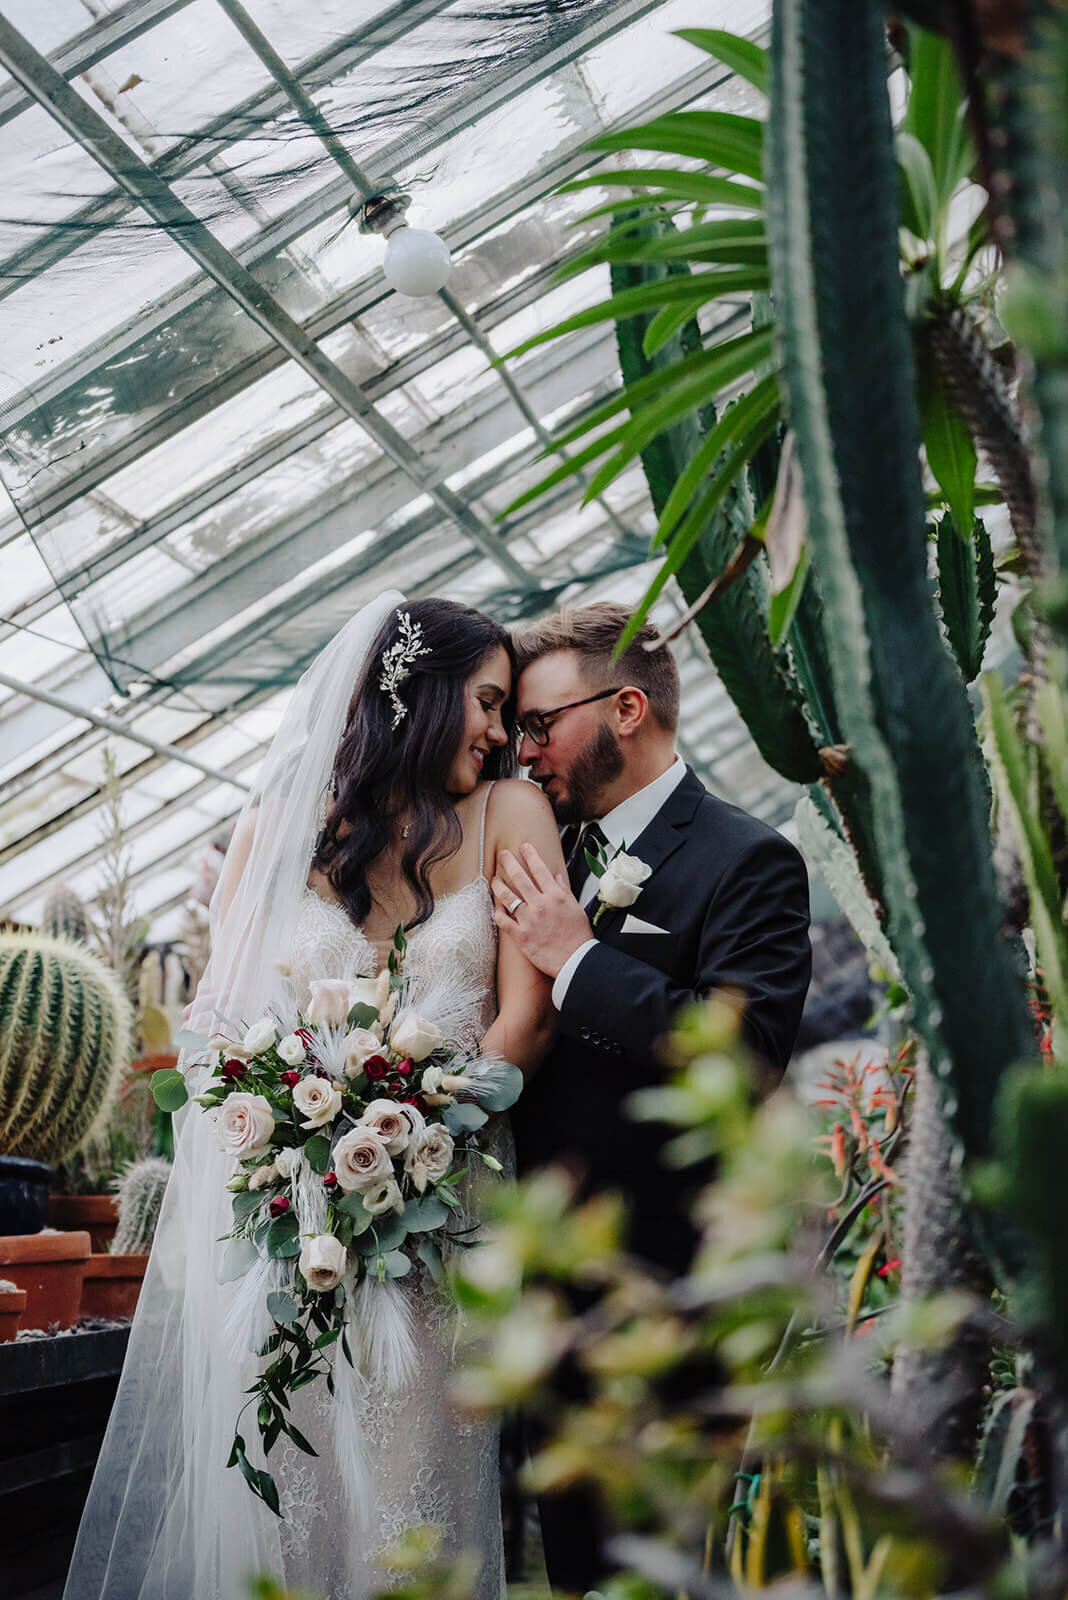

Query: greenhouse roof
[0,0,816,940]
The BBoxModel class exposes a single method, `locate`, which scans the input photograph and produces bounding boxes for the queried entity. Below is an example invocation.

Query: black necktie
[565,821,607,898]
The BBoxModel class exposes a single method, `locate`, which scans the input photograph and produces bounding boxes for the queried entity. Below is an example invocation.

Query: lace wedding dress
[278,792,510,1599]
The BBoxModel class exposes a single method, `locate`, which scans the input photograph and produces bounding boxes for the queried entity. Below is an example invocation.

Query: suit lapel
[582,767,704,931]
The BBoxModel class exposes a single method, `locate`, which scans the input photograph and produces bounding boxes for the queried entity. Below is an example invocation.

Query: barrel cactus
[112,1156,171,1255]
[0,933,133,1165]
[40,880,91,945]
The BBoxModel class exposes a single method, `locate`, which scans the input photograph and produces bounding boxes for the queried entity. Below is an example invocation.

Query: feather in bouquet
[151,925,522,1517]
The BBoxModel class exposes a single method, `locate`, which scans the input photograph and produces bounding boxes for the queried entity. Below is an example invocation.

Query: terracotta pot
[130,1052,179,1077]
[0,1231,91,1330]
[0,1284,26,1341]
[46,1192,119,1252]
[80,1253,149,1320]
[0,1154,54,1235]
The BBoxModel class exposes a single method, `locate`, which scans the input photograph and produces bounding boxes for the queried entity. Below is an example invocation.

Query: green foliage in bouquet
[112,1155,172,1255]
[0,930,134,1165]
[155,923,523,1514]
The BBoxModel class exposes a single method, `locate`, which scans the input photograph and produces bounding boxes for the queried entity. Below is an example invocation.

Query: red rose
[269,1195,290,1218]
[395,1057,413,1077]
[221,1058,247,1079]
[401,1094,424,1109]
[313,1066,331,1079]
[295,1028,315,1048]
[323,1171,338,1189]
[280,1070,300,1088]
[365,1055,389,1080]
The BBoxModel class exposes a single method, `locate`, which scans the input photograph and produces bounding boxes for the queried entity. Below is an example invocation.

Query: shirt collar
[594,755,687,855]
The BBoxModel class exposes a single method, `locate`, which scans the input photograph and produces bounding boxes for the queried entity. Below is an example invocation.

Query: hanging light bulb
[354,192,452,297]
[382,223,452,296]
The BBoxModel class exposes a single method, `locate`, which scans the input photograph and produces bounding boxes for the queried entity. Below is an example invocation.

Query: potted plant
[0,1277,26,1342]
[0,932,132,1327]
[80,1157,171,1321]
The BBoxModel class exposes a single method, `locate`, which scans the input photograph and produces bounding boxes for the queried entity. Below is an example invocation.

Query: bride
[65,592,563,1600]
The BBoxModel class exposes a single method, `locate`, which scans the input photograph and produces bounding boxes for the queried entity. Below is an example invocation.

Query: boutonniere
[585,836,653,928]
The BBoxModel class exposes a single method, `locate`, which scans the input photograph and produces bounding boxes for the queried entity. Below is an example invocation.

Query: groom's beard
[546,723,623,824]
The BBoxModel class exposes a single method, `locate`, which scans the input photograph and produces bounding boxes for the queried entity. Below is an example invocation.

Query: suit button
[613,1042,623,1056]
[579,1027,590,1041]
[590,1030,601,1045]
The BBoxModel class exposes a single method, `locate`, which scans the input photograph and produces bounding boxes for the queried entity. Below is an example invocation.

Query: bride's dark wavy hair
[313,598,517,930]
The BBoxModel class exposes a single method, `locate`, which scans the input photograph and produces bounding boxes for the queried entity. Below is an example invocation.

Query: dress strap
[478,781,496,878]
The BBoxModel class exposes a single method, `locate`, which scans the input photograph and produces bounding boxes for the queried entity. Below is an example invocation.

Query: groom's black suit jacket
[513,766,811,1272]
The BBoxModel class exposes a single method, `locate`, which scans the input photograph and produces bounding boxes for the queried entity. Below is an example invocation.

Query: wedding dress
[64,593,512,1600]
[277,793,511,1597]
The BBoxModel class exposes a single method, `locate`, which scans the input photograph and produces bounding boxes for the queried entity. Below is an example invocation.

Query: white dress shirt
[551,754,687,1010]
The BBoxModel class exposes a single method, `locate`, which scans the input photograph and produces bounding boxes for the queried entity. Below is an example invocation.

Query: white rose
[248,1161,278,1191]
[351,975,380,1011]
[332,1125,393,1192]
[292,1075,343,1130]
[421,1064,444,1095]
[277,1033,306,1067]
[405,1124,454,1193]
[360,1098,414,1155]
[343,1027,383,1078]
[299,1233,347,1292]
[389,1009,443,1063]
[307,979,354,1027]
[217,1092,275,1158]
[274,1146,300,1179]
[397,1101,426,1145]
[597,851,652,909]
[361,1177,404,1216]
[375,969,391,1012]
[243,1018,278,1056]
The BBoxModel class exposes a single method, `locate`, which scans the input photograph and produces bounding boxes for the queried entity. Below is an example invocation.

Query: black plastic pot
[0,1154,55,1235]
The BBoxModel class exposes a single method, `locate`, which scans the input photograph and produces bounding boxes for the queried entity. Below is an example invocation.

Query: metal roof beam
[0,0,196,132]
[0,48,730,511]
[0,0,458,296]
[1,249,587,628]
[0,14,532,609]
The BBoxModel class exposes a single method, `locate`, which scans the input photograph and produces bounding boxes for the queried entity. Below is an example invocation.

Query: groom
[492,602,811,1589]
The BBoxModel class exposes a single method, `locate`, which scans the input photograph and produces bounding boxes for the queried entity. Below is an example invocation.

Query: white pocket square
[621,914,670,936]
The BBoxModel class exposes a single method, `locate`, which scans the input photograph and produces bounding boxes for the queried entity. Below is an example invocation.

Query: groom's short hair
[514,602,680,732]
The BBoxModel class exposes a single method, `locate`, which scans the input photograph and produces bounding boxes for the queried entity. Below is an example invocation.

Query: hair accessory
[379,611,432,729]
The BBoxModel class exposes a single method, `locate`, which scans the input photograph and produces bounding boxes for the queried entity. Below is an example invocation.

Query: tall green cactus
[0,932,133,1165]
[40,880,91,945]
[112,1156,171,1255]
[766,0,1037,1174]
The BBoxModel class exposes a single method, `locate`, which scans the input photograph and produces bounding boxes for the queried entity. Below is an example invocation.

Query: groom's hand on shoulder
[492,844,592,978]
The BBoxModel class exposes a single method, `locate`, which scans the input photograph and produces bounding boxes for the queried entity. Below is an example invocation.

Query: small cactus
[0,932,133,1165]
[112,1156,171,1255]
[40,880,90,945]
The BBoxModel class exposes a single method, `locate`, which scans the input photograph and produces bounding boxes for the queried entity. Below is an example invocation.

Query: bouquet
[152,926,522,1514]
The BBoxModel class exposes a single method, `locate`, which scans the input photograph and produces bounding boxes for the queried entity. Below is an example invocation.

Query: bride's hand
[492,844,592,979]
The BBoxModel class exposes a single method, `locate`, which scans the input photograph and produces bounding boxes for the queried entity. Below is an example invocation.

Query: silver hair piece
[379,611,432,729]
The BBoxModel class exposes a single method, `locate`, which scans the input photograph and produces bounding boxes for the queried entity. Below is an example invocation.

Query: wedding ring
[507,895,523,916]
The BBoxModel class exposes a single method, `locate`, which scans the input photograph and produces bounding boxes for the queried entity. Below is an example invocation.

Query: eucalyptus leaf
[265,1214,301,1259]
[346,1002,378,1030]
[416,1237,443,1283]
[220,1236,260,1283]
[382,1250,411,1279]
[358,1214,407,1254]
[442,1102,489,1135]
[334,1191,374,1235]
[403,1195,448,1232]
[265,1290,300,1325]
[303,1133,332,1175]
[150,1067,189,1113]
[232,1188,263,1222]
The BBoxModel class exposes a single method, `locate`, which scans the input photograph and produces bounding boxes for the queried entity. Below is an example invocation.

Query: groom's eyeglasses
[516,686,627,747]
